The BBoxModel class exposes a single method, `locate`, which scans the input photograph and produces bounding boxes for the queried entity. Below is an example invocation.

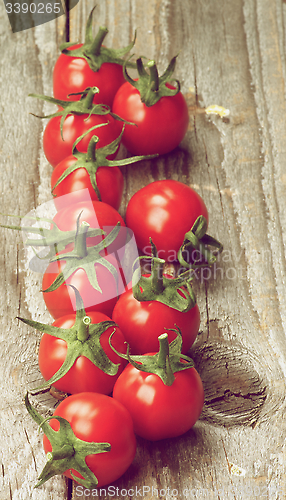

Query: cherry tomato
[43,392,137,487]
[125,179,208,262]
[112,82,189,155]
[38,311,127,395]
[113,358,204,441]
[53,44,126,108]
[42,252,121,320]
[51,158,124,212]
[42,201,127,318]
[112,275,200,355]
[43,113,121,168]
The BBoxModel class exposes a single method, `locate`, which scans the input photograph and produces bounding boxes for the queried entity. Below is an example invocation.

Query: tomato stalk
[81,86,99,109]
[110,327,194,386]
[18,286,121,391]
[29,87,131,140]
[177,215,223,269]
[46,444,74,462]
[132,239,196,312]
[88,26,109,57]
[146,60,160,92]
[25,393,111,488]
[123,55,181,107]
[59,6,136,72]
[150,253,165,295]
[74,221,89,258]
[41,215,122,294]
[156,333,175,386]
[78,316,91,342]
[86,132,99,162]
[52,125,158,203]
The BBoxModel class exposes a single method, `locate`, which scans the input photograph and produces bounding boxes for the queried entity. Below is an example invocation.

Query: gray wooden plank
[1,0,286,499]
[69,0,286,499]
[0,2,69,498]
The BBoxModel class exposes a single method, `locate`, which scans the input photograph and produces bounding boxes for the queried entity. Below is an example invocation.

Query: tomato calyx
[42,216,122,294]
[177,215,223,269]
[0,212,104,260]
[18,286,121,391]
[52,125,158,202]
[59,6,136,72]
[29,87,130,140]
[123,55,181,107]
[132,240,196,312]
[25,392,111,488]
[110,328,194,386]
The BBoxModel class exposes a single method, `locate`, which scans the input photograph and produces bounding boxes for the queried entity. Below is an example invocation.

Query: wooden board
[1,0,286,498]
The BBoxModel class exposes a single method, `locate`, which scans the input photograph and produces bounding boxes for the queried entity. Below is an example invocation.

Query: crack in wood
[204,282,210,340]
[23,427,37,473]
[190,338,268,426]
[192,53,199,144]
[204,386,267,405]
[221,440,238,500]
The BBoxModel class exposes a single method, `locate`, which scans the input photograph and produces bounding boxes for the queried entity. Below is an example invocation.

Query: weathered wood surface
[1,0,286,498]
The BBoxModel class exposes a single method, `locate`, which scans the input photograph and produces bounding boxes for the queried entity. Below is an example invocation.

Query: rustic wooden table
[1,0,286,498]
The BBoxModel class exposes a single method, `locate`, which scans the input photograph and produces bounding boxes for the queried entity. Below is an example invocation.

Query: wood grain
[0,2,69,498]
[1,0,286,499]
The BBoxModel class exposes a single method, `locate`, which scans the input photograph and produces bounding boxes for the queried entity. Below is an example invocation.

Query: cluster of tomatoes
[15,7,222,491]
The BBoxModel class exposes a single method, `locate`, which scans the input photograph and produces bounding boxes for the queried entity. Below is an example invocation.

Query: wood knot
[189,339,267,427]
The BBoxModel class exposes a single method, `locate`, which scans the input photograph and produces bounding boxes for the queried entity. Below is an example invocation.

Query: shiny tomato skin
[125,179,209,262]
[113,362,204,441]
[43,392,137,487]
[42,253,120,319]
[112,277,200,355]
[43,113,121,168]
[38,311,127,395]
[112,82,189,155]
[53,44,126,108]
[51,154,124,212]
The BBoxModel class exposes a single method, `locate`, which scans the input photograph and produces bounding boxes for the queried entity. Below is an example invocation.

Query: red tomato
[113,360,204,441]
[112,276,200,355]
[53,44,126,108]
[51,155,124,212]
[112,82,189,155]
[125,179,209,262]
[43,392,136,487]
[42,253,121,319]
[42,201,129,319]
[38,311,127,395]
[43,113,121,168]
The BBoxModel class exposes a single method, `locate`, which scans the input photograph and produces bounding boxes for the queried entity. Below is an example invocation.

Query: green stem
[77,316,91,342]
[178,215,223,268]
[74,221,90,258]
[151,258,165,294]
[157,333,175,386]
[82,87,98,109]
[126,56,180,107]
[88,26,109,57]
[147,60,159,92]
[157,333,169,367]
[197,242,216,265]
[86,135,99,162]
[46,444,74,461]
